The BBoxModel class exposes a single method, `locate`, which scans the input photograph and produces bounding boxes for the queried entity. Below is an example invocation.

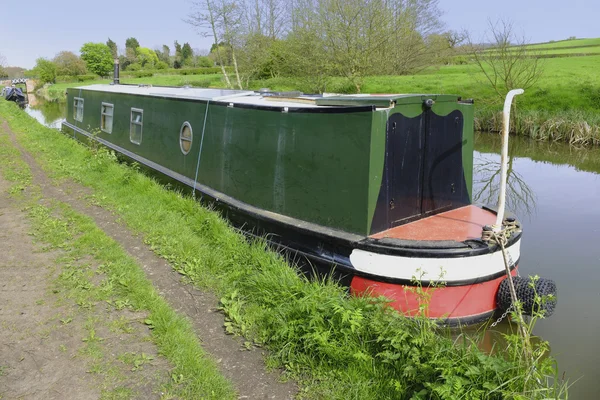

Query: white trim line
[349,239,520,282]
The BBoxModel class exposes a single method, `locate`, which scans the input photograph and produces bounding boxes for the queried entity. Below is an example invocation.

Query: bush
[191,79,213,88]
[156,61,169,70]
[131,71,154,78]
[178,67,224,75]
[55,74,100,83]
[326,79,359,94]
[126,63,142,71]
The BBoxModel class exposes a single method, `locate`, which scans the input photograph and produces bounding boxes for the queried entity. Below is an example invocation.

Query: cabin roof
[72,84,461,109]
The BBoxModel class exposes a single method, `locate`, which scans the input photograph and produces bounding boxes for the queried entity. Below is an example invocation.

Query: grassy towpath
[0,117,296,399]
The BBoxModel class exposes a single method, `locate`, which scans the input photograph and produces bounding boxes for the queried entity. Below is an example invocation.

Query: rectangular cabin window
[101,103,114,134]
[74,97,84,122]
[130,108,143,145]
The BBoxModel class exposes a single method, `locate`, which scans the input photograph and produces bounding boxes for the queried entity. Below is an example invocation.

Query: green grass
[522,38,600,49]
[523,47,600,55]
[0,101,569,399]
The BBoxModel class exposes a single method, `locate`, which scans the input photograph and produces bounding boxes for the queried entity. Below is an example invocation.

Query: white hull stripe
[349,239,520,282]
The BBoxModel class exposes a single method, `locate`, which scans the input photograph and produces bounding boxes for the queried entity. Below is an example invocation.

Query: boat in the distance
[2,79,28,107]
[61,71,555,325]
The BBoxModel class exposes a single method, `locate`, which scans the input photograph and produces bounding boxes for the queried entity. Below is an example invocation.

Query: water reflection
[23,94,66,129]
[474,149,537,219]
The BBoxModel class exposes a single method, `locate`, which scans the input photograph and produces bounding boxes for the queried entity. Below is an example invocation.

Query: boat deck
[370,205,497,242]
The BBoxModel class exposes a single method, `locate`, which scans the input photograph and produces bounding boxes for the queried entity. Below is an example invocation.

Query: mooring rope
[482,218,532,358]
[481,218,520,246]
[193,99,210,199]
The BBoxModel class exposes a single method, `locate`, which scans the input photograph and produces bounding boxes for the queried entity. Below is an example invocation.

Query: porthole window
[180,121,193,155]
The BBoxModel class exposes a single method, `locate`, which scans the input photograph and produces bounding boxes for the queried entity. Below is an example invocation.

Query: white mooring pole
[493,89,524,232]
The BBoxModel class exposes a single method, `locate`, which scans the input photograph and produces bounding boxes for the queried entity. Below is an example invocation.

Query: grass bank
[0,100,568,399]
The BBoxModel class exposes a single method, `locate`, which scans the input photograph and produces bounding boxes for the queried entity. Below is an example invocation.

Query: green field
[523,37,600,50]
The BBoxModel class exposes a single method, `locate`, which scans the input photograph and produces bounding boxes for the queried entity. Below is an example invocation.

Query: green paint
[66,88,474,236]
[67,89,373,234]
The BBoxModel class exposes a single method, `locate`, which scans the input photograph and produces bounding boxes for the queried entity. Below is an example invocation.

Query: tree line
[187,0,463,92]
[28,37,219,84]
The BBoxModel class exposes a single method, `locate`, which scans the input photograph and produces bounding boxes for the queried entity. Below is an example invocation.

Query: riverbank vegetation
[0,99,569,398]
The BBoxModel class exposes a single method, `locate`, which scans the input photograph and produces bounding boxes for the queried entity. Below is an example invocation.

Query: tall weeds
[476,108,600,146]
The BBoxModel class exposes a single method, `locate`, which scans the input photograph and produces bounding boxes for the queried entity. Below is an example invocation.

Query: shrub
[132,71,154,78]
[126,63,141,71]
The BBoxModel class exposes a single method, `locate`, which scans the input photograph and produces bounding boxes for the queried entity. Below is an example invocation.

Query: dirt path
[0,174,101,400]
[0,119,296,399]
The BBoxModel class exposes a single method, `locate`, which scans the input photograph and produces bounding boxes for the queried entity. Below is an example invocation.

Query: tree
[298,0,444,91]
[187,0,244,88]
[0,53,6,78]
[33,58,57,84]
[181,42,194,65]
[136,47,159,68]
[125,37,140,51]
[80,43,114,76]
[106,38,118,58]
[155,45,171,65]
[174,41,183,68]
[4,67,26,79]
[186,0,445,90]
[469,19,544,101]
[244,0,287,39]
[53,51,87,76]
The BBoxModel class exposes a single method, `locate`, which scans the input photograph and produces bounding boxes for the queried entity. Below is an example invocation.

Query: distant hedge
[56,74,99,83]
[121,70,154,78]
[120,66,232,78]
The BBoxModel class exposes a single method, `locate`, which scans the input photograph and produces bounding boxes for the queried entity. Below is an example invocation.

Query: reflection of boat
[2,79,28,107]
[61,71,547,325]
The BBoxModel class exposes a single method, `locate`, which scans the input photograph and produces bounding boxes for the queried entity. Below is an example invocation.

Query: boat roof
[72,84,461,109]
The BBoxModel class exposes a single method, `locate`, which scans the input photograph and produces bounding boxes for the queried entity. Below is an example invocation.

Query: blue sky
[1,0,597,69]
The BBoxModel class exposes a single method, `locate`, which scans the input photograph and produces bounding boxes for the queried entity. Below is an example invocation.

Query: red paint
[350,268,517,320]
[370,205,497,242]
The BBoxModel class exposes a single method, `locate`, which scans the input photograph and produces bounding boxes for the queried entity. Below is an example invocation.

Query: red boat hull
[350,268,518,324]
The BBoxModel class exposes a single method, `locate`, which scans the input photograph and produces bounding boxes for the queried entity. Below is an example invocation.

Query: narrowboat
[61,80,550,325]
[3,79,28,107]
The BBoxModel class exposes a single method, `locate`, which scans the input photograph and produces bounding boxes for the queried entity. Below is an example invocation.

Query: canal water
[23,94,66,129]
[474,133,600,399]
[25,98,600,397]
